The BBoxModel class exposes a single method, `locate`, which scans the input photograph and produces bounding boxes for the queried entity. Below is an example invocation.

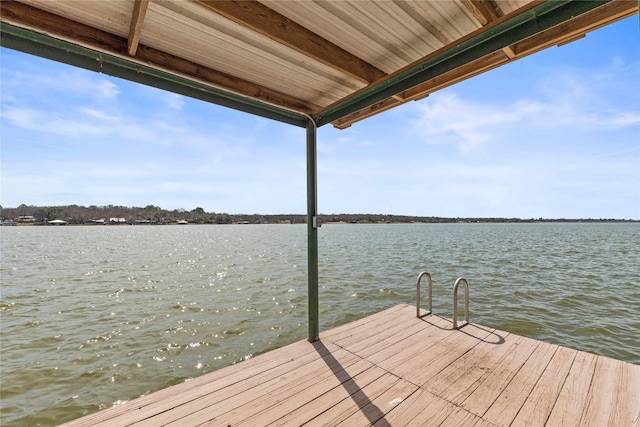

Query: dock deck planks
[60,304,640,426]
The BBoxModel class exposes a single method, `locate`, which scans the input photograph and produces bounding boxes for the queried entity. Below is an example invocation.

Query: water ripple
[1,223,638,426]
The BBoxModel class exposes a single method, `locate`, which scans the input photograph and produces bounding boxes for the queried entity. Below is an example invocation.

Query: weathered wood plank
[545,350,598,426]
[61,339,319,426]
[433,405,498,427]
[320,304,409,343]
[135,346,348,426]
[158,345,364,426]
[205,356,375,425]
[334,378,418,426]
[58,304,639,427]
[365,315,457,368]
[127,0,148,56]
[621,361,640,427]
[329,314,422,359]
[425,332,524,404]
[579,355,640,426]
[390,323,497,386]
[481,340,558,426]
[460,335,541,416]
[371,388,457,426]
[337,310,432,357]
[270,364,389,426]
[510,346,577,427]
[303,374,405,427]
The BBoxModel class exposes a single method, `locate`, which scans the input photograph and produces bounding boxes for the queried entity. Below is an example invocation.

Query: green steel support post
[306,118,319,342]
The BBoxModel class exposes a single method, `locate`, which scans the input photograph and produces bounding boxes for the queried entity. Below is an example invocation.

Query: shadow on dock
[419,314,505,344]
[313,340,392,427]
[58,304,639,426]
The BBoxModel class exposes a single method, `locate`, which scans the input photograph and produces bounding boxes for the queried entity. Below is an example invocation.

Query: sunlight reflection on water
[1,222,638,426]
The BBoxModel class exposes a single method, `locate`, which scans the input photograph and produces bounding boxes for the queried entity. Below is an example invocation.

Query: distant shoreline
[3,221,639,227]
[1,204,637,225]
[1,216,637,226]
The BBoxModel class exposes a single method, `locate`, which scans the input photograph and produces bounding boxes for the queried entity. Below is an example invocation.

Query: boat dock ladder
[416,271,470,330]
[416,272,432,318]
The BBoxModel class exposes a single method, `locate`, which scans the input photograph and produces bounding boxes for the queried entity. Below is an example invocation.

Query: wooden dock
[60,304,639,426]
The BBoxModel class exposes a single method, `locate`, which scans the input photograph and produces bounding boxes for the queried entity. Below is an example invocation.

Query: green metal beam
[315,0,610,127]
[306,118,319,342]
[0,22,308,128]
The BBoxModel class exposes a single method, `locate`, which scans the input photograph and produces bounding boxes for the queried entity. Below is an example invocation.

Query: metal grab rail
[452,277,469,329]
[416,271,432,318]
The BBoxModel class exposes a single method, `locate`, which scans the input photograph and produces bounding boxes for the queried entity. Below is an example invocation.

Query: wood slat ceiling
[1,0,637,128]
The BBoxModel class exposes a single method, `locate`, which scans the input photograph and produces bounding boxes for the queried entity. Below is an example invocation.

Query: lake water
[1,223,639,426]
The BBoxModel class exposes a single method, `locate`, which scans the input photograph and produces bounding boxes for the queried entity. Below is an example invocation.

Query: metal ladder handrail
[416,271,432,318]
[452,277,469,329]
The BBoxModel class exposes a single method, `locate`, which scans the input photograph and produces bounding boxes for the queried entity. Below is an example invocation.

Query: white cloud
[412,91,638,153]
[1,106,40,129]
[1,105,156,140]
[592,111,640,129]
[409,58,639,152]
[95,78,120,99]
[152,120,185,134]
[79,107,120,122]
[165,93,185,110]
[1,67,119,102]
[411,93,521,151]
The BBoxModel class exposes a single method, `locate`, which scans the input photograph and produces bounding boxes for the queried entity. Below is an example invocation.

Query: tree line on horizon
[0,204,634,225]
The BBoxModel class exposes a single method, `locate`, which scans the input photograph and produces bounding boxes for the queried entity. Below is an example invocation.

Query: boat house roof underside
[2,0,637,129]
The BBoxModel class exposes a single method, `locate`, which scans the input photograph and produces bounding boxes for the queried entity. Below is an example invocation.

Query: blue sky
[1,16,639,219]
